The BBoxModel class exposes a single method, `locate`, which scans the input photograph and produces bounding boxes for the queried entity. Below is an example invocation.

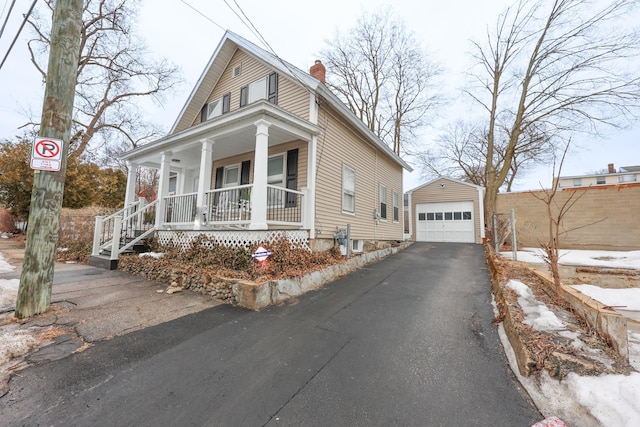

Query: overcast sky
[1,0,638,191]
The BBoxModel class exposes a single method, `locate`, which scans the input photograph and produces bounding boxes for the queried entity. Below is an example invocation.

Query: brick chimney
[310,60,326,83]
[608,163,616,173]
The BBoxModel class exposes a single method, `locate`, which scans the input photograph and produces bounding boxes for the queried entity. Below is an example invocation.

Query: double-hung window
[393,191,399,222]
[243,72,279,107]
[201,92,231,122]
[342,165,355,213]
[379,185,387,220]
[267,154,285,207]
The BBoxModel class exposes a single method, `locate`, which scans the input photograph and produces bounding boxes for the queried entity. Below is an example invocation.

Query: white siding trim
[478,187,486,240]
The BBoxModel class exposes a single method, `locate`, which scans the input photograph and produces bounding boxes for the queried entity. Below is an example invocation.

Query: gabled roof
[169,30,412,171]
[406,176,485,194]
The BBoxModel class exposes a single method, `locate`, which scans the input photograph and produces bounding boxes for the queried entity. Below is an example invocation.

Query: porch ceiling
[123,101,321,170]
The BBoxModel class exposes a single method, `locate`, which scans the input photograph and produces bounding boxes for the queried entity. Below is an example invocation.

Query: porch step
[88,254,119,270]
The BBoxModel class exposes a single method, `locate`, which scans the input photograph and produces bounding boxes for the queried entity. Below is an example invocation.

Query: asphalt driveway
[2,242,542,426]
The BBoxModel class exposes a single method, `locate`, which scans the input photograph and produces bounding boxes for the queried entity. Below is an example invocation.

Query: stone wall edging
[233,242,412,310]
[488,251,629,379]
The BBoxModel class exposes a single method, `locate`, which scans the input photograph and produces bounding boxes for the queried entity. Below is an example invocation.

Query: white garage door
[416,201,475,243]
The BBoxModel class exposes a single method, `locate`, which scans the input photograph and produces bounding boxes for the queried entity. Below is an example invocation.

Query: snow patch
[501,248,640,270]
[0,328,38,366]
[572,284,640,311]
[506,279,566,331]
[565,372,640,427]
[139,252,164,259]
[0,253,16,273]
[0,278,19,308]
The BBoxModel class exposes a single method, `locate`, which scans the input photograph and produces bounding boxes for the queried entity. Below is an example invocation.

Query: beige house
[405,177,485,244]
[90,31,411,267]
[556,163,639,188]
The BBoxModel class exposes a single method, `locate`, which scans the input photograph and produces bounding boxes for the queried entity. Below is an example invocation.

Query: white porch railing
[158,184,305,229]
[204,185,253,226]
[163,192,198,225]
[266,184,304,226]
[91,198,158,259]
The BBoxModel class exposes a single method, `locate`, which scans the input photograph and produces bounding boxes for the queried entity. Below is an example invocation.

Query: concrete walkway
[0,237,220,394]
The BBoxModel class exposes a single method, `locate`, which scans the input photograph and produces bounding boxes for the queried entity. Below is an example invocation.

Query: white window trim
[267,153,286,208]
[393,191,399,223]
[342,164,356,214]
[379,184,387,221]
[223,163,241,187]
[248,77,268,104]
[267,153,286,187]
[207,97,223,119]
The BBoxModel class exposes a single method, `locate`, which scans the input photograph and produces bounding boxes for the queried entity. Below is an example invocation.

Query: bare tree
[321,7,441,156]
[467,0,640,228]
[531,142,605,299]
[25,0,180,158]
[418,121,488,185]
[422,119,555,190]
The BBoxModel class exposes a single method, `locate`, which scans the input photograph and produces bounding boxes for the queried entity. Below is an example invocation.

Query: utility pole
[15,0,83,318]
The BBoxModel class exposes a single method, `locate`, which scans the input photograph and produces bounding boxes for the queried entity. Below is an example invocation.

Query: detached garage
[406,177,485,244]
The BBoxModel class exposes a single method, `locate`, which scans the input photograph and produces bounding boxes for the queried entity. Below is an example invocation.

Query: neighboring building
[91,30,411,266]
[405,177,485,244]
[556,163,639,188]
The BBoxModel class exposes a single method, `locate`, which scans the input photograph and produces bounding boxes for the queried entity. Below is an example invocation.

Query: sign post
[15,0,84,319]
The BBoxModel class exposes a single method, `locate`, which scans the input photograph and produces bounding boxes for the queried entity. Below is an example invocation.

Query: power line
[179,0,225,31]
[0,0,18,42]
[0,0,38,72]
[222,0,316,91]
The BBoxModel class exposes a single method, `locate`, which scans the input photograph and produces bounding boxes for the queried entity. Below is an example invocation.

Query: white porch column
[155,151,172,228]
[478,187,486,242]
[306,136,318,238]
[249,119,271,230]
[195,139,214,229]
[124,161,138,208]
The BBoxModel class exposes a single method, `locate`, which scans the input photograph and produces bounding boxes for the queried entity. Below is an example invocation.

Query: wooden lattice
[157,229,310,251]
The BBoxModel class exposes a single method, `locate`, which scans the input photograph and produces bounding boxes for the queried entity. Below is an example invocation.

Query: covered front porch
[91,101,322,264]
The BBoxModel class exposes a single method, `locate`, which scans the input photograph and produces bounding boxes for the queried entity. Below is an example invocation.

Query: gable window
[222,93,230,114]
[248,77,267,104]
[240,85,248,107]
[243,72,279,106]
[342,165,355,213]
[207,99,222,119]
[268,71,278,104]
[201,92,232,122]
[393,191,399,222]
[379,185,387,220]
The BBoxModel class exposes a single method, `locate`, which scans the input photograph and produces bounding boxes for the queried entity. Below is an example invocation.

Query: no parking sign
[31,137,63,171]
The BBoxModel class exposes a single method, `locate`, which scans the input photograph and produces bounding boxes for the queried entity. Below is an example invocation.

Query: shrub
[0,208,19,233]
[121,235,346,284]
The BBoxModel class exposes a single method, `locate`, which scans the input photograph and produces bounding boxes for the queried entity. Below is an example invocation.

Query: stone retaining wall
[234,242,413,310]
[488,251,629,378]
